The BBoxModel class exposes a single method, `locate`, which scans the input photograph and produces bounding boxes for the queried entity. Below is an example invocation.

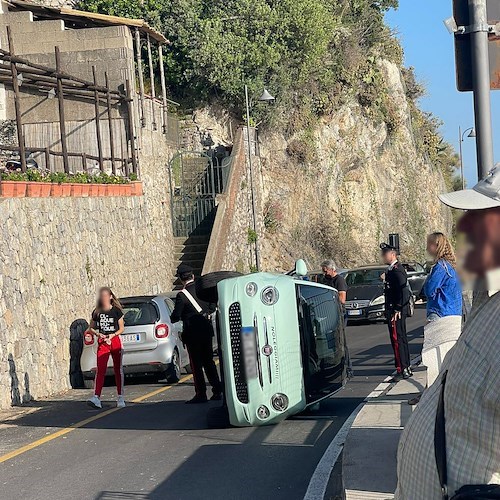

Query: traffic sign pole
[469,0,494,180]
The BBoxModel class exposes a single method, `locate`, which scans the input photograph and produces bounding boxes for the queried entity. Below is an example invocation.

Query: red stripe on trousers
[391,318,402,373]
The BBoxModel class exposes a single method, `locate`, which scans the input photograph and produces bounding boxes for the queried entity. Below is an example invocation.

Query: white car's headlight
[261,286,279,305]
[371,295,385,306]
[271,393,289,412]
[245,282,258,297]
[257,405,270,419]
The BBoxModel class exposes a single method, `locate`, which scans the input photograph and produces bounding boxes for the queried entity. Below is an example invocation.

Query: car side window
[164,298,175,313]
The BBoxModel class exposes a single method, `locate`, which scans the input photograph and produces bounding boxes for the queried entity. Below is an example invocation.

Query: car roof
[346,265,386,271]
[121,292,178,302]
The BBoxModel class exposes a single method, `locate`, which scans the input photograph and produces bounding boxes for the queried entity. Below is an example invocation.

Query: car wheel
[196,271,243,303]
[166,349,181,384]
[408,296,415,317]
[207,405,230,429]
[83,378,94,389]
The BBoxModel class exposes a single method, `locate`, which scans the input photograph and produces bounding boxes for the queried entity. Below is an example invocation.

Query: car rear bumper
[83,362,170,379]
[346,304,386,322]
[81,343,177,378]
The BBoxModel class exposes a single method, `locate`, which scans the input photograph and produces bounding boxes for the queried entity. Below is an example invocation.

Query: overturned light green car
[208,262,350,427]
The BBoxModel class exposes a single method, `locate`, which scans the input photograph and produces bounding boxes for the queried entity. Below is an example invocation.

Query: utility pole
[244,85,260,272]
[468,0,494,180]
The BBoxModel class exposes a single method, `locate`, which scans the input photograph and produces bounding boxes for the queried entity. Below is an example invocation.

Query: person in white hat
[394,166,500,499]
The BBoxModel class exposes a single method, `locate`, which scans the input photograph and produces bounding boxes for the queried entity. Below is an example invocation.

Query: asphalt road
[0,307,425,500]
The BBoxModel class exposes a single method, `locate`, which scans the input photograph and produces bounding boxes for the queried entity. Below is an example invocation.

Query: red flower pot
[50,183,64,197]
[107,184,120,196]
[130,181,143,196]
[26,182,43,197]
[1,181,27,197]
[97,184,106,196]
[61,183,72,197]
[89,184,99,197]
[71,183,83,197]
[80,184,90,197]
[40,183,51,197]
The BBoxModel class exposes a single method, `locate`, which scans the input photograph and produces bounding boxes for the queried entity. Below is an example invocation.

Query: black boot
[402,368,413,379]
[185,395,208,404]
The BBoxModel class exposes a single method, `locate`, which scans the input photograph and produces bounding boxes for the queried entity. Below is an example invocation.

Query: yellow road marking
[0,372,194,464]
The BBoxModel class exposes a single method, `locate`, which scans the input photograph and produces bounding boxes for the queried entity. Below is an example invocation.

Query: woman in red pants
[86,287,125,409]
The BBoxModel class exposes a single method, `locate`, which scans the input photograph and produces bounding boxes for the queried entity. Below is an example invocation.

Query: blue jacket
[423,259,462,317]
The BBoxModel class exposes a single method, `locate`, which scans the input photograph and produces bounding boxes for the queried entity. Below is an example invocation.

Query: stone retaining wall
[0,133,176,409]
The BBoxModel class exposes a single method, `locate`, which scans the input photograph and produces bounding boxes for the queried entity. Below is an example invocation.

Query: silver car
[81,293,190,383]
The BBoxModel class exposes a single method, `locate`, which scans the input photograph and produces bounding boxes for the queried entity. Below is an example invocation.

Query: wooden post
[54,46,69,173]
[82,153,87,172]
[125,79,138,175]
[158,43,168,134]
[7,26,27,172]
[45,147,50,171]
[134,28,146,127]
[146,34,157,130]
[92,66,104,172]
[104,72,116,175]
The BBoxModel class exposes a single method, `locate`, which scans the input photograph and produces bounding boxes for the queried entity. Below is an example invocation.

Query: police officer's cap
[176,263,194,277]
[379,242,397,254]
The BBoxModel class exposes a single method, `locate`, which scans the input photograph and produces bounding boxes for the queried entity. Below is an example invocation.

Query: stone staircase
[173,235,211,288]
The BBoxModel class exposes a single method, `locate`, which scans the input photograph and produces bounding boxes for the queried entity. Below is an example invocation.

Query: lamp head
[467,128,476,138]
[258,88,275,103]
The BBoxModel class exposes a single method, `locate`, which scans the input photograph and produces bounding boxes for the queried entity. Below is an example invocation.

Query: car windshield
[122,302,158,326]
[345,269,385,286]
[296,284,345,403]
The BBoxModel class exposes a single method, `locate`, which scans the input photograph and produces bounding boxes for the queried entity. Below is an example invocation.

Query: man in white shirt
[395,166,500,498]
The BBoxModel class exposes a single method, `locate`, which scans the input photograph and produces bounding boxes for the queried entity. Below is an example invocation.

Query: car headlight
[245,282,258,297]
[261,286,279,305]
[257,405,270,419]
[271,393,289,412]
[371,295,385,306]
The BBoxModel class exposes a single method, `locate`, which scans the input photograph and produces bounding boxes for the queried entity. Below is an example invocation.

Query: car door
[164,297,189,367]
[406,263,427,297]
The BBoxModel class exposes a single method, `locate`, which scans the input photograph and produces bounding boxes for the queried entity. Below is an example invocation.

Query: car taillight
[84,332,94,345]
[155,324,169,338]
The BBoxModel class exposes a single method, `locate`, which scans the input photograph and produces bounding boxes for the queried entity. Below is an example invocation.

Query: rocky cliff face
[182,59,452,273]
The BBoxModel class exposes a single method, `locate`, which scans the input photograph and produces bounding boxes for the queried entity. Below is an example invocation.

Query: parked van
[198,261,350,427]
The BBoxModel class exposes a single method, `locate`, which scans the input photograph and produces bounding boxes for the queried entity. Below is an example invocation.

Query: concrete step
[175,251,207,261]
[173,259,205,270]
[174,235,210,246]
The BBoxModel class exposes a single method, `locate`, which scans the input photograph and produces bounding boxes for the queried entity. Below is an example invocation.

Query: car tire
[166,349,181,384]
[207,405,230,429]
[196,271,243,303]
[408,296,415,317]
[83,378,94,389]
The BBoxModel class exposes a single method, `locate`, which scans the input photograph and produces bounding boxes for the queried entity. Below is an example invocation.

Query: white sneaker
[87,395,102,409]
[117,395,126,408]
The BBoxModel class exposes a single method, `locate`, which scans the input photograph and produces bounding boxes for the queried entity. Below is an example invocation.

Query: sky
[385,0,499,188]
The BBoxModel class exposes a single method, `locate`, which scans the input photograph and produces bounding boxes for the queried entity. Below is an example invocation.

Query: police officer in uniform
[380,243,413,380]
[170,264,222,404]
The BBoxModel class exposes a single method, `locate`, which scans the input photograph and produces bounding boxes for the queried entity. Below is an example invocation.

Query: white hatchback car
[81,293,191,384]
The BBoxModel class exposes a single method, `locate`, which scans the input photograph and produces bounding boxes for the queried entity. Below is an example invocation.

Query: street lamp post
[244,84,274,272]
[458,126,476,190]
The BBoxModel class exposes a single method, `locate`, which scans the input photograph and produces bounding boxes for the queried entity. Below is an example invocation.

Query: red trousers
[94,336,124,397]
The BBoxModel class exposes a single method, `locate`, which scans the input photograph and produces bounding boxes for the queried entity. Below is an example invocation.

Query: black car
[343,265,415,323]
[402,262,428,300]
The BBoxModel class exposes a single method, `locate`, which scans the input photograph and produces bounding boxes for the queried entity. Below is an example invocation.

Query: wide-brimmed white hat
[439,164,500,210]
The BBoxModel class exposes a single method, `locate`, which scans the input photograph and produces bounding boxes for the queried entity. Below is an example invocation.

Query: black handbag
[434,371,500,499]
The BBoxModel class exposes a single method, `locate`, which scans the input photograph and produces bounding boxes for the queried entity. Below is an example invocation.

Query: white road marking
[303,403,363,500]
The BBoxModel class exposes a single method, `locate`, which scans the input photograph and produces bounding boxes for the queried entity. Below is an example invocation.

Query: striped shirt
[395,270,500,499]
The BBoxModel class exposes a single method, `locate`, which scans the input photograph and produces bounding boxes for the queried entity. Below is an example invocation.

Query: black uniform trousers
[185,334,222,397]
[386,308,410,373]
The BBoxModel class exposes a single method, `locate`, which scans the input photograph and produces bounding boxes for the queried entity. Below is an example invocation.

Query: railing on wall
[168,150,234,237]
